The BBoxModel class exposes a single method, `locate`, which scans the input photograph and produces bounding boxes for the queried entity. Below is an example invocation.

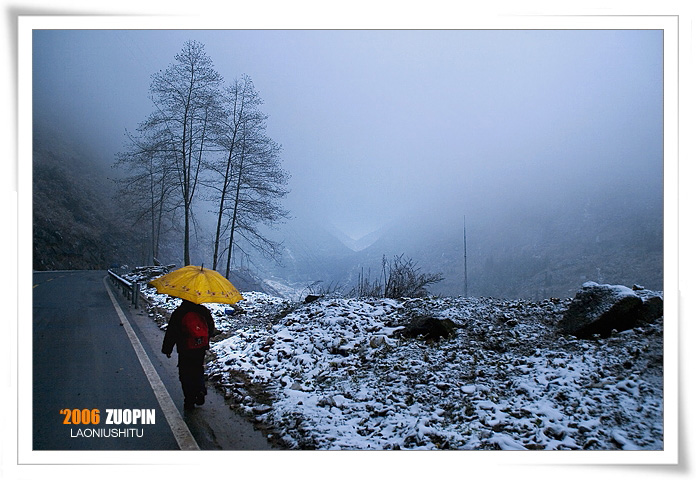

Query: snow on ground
[140,283,664,451]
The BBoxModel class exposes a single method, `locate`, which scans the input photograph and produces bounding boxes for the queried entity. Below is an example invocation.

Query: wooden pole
[463,215,468,298]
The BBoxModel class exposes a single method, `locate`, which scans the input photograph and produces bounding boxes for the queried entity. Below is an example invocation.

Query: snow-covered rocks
[204,292,663,451]
[559,282,663,338]
[139,278,663,451]
[397,316,457,341]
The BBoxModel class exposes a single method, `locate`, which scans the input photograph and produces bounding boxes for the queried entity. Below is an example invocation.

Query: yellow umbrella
[148,265,244,305]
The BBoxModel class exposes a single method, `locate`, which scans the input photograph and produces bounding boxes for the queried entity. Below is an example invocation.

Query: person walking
[149,265,243,410]
[162,299,217,410]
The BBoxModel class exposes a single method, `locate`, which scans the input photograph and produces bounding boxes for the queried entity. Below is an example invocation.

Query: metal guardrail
[108,265,175,308]
[107,269,141,308]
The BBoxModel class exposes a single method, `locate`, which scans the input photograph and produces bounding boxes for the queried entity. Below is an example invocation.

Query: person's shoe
[195,392,205,406]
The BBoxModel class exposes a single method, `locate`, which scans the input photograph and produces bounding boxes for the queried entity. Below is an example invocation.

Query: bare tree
[207,75,260,270]
[350,266,384,298]
[115,42,289,270]
[350,254,444,299]
[383,254,444,298]
[222,117,289,277]
[114,126,180,263]
[146,40,223,265]
[206,75,290,277]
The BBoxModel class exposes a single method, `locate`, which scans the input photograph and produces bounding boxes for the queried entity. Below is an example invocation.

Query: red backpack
[181,311,209,350]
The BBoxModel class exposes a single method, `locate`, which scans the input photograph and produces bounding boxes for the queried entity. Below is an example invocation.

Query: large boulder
[398,316,457,341]
[559,282,663,339]
[304,294,322,304]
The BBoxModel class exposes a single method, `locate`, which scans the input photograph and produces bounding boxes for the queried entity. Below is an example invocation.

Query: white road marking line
[103,277,200,451]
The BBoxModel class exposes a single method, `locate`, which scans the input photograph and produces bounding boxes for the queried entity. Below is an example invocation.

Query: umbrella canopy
[148,265,244,305]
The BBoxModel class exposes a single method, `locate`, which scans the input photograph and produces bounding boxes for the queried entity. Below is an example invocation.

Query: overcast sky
[32,28,663,239]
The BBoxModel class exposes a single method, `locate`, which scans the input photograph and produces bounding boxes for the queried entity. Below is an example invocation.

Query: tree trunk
[213,146,234,270]
[225,139,245,278]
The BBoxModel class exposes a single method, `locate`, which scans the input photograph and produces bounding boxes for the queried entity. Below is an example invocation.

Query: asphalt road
[32,270,273,450]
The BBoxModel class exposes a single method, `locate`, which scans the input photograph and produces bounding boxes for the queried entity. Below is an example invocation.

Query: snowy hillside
[141,286,663,451]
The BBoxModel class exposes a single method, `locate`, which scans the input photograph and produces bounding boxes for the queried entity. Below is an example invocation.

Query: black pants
[177,349,207,406]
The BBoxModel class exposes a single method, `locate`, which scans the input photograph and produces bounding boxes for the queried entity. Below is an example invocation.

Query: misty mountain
[258,219,360,289]
[466,191,663,299]
[32,122,140,270]
[32,120,663,301]
[325,223,385,252]
[256,186,663,301]
[254,214,468,296]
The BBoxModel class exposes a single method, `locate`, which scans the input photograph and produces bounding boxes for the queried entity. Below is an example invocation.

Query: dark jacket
[161,300,217,356]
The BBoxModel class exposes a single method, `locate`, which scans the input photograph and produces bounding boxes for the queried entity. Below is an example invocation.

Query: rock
[637,293,664,323]
[398,316,457,341]
[461,385,476,394]
[318,395,347,408]
[332,395,348,408]
[304,294,322,304]
[225,304,245,315]
[559,282,662,338]
[544,425,567,440]
[252,405,272,415]
[492,423,507,433]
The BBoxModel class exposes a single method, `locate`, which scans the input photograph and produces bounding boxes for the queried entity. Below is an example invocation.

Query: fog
[32,28,664,297]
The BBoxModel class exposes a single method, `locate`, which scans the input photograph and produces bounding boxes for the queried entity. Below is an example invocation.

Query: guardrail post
[132,282,139,308]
